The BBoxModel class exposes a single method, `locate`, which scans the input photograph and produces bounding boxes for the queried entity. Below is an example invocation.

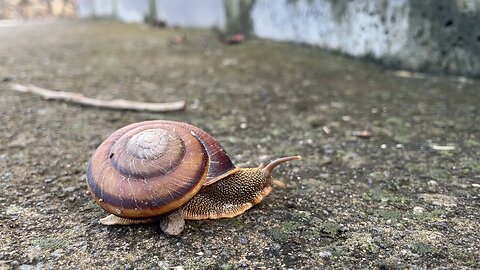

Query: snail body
[86,120,300,235]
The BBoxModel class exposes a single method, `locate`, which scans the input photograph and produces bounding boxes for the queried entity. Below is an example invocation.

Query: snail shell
[86,120,236,219]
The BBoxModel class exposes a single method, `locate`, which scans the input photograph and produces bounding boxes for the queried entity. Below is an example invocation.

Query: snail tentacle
[261,155,302,175]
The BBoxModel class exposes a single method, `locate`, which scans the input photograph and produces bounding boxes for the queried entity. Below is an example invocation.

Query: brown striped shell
[86,120,236,219]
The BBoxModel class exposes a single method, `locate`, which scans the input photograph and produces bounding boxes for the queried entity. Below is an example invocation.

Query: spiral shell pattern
[86,120,235,219]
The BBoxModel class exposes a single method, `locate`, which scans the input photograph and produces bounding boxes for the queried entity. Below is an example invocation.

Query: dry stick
[10,83,186,112]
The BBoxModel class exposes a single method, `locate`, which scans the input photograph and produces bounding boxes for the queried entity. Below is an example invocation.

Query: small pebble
[319,173,330,179]
[157,261,170,270]
[239,238,249,244]
[44,178,54,183]
[413,206,424,213]
[322,126,331,134]
[431,144,455,151]
[63,186,76,192]
[341,115,351,121]
[318,251,332,259]
[353,130,373,138]
[433,221,448,230]
[204,249,212,257]
[51,249,64,258]
[427,180,438,187]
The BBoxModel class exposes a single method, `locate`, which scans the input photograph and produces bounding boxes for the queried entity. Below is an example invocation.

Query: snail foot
[99,214,155,225]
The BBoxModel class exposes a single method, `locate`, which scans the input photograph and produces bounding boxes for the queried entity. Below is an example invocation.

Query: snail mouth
[260,155,302,175]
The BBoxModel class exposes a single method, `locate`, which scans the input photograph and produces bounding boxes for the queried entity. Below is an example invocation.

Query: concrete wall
[76,0,480,77]
[0,0,76,19]
[77,0,226,27]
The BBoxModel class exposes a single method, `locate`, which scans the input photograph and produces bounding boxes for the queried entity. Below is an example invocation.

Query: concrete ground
[0,20,479,269]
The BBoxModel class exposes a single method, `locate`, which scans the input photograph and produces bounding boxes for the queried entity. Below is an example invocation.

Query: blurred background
[2,0,480,78]
[0,0,76,19]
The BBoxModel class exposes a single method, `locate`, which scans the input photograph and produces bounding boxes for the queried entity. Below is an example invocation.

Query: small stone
[341,115,352,121]
[381,144,387,149]
[427,180,438,187]
[63,186,76,192]
[44,178,54,183]
[319,173,330,179]
[239,237,249,244]
[318,251,332,259]
[19,265,35,270]
[353,130,373,138]
[322,126,331,135]
[427,180,439,192]
[413,207,425,213]
[433,221,448,231]
[196,251,204,256]
[6,205,24,215]
[204,249,212,257]
[2,172,12,180]
[51,249,64,258]
[156,261,170,270]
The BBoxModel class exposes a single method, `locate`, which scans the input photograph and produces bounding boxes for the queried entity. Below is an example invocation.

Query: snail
[86,120,301,235]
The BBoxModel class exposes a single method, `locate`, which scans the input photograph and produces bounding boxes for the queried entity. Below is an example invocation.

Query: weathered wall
[250,0,480,77]
[76,0,480,77]
[155,0,226,29]
[0,0,76,19]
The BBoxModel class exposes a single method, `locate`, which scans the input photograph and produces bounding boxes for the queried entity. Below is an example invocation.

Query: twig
[10,84,186,112]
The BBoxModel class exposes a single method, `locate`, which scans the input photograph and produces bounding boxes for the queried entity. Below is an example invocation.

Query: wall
[0,0,76,19]
[76,0,480,77]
